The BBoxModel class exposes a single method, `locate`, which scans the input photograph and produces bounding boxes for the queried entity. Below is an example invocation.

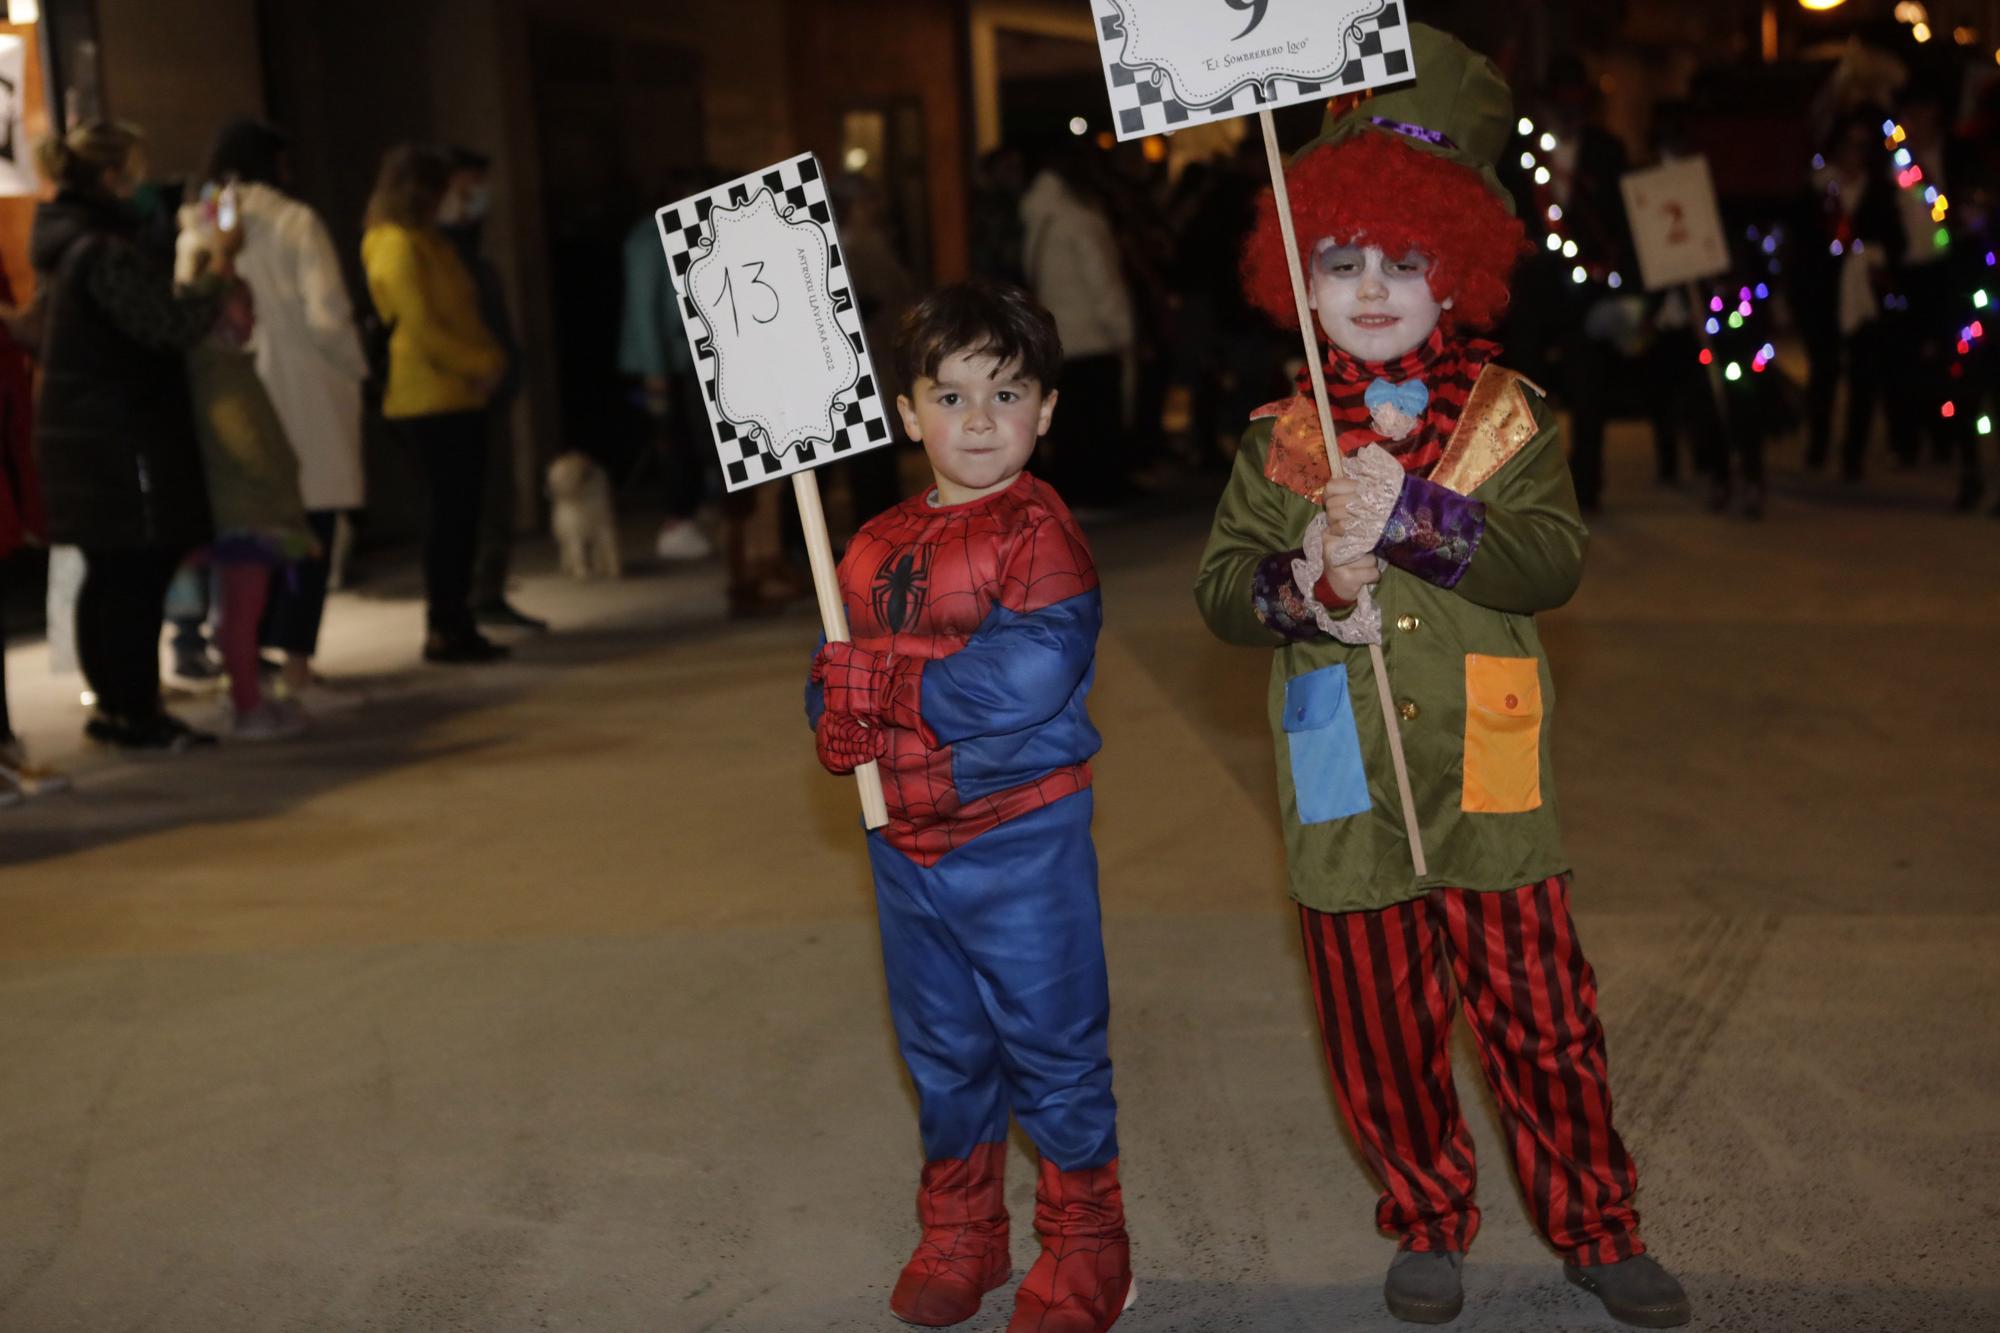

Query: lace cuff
[1288,519,1382,645]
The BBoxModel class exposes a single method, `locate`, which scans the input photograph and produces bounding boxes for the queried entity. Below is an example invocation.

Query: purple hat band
[1369,116,1458,150]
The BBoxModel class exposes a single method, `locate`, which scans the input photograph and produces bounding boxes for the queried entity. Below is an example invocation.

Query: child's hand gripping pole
[1258,108,1429,877]
[793,471,891,829]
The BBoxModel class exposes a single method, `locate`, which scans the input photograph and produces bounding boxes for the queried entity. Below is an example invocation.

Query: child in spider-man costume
[806,281,1132,1333]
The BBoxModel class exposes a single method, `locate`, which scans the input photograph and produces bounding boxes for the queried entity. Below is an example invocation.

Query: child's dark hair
[893,280,1064,392]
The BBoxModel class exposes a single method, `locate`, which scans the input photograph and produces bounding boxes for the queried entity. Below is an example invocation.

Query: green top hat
[1297,22,1515,207]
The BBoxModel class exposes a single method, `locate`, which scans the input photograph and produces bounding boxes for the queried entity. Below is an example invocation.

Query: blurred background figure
[619,170,716,563]
[1792,106,1902,483]
[827,170,919,524]
[361,143,509,664]
[0,260,66,802]
[202,115,370,713]
[31,121,223,751]
[1021,146,1134,509]
[174,181,317,741]
[442,146,546,634]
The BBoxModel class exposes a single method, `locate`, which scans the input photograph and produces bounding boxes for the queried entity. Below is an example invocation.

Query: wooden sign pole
[1258,108,1429,877]
[794,470,890,829]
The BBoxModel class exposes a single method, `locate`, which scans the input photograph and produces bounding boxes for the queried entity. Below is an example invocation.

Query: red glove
[811,641,931,738]
[814,711,886,774]
[811,641,894,717]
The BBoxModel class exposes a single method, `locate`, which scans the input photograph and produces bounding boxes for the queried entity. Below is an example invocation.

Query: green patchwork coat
[1194,366,1588,914]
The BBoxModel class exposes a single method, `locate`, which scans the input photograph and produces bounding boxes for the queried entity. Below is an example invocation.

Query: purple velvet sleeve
[1376,475,1486,589]
[1250,551,1323,642]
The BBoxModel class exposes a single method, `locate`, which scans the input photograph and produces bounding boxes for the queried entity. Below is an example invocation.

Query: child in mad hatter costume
[1195,27,1691,1329]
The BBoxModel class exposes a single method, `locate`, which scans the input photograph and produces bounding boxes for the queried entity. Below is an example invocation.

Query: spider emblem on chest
[871,543,933,633]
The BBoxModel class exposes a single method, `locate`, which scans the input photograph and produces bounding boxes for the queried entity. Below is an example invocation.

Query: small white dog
[546,452,622,580]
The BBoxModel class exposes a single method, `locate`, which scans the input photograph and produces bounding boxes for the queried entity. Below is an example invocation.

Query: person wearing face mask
[440,147,543,634]
[30,120,227,750]
[361,143,508,663]
[1197,27,1690,1330]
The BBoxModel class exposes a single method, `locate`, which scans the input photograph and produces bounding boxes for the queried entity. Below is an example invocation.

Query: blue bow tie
[1364,377,1430,418]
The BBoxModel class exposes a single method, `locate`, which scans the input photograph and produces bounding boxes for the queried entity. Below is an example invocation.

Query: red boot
[889,1142,1012,1327]
[1007,1156,1134,1333]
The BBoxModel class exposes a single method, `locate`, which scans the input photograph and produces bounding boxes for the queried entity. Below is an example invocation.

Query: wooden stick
[1259,107,1428,878]
[793,469,890,829]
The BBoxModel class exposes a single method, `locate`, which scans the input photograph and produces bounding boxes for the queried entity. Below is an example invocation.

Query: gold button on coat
[1396,614,1421,632]
[1397,700,1420,722]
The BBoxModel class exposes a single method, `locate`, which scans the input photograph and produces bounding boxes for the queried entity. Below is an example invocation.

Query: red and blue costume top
[806,472,1101,866]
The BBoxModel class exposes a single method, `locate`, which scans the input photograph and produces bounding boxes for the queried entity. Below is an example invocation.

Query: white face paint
[1307,241,1444,362]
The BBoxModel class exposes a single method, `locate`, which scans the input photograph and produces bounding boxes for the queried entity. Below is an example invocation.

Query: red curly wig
[1241,130,1528,336]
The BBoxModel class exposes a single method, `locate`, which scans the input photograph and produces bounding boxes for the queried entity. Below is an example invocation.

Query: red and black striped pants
[1298,875,1644,1266]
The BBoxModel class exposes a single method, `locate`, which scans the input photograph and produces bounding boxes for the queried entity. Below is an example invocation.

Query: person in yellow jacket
[361,143,507,662]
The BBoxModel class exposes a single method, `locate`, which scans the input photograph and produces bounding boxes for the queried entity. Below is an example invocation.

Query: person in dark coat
[30,121,227,751]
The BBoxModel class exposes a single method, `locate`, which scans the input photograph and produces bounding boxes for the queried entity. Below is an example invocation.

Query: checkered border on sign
[1096,1,1413,141]
[654,152,894,492]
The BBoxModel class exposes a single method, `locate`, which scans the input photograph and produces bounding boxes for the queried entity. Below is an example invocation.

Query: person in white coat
[205,118,367,710]
[1020,151,1135,507]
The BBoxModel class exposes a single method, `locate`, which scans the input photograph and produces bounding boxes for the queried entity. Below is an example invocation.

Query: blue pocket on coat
[1282,665,1372,825]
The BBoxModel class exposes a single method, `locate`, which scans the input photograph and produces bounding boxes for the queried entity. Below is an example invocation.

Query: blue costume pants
[868,790,1118,1171]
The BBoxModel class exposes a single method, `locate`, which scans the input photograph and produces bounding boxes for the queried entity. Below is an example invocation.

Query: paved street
[0,431,1995,1332]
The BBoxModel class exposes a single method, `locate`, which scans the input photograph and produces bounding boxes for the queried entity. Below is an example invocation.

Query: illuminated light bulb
[1952,26,1975,45]
[1987,251,1997,266]
[1923,185,1938,202]
[1979,414,1993,436]
[1547,233,1564,252]
[1547,203,1564,221]
[1934,227,1951,249]
[1739,301,1754,317]
[1973,321,1986,337]
[1608,271,1623,289]
[1539,132,1557,151]
[1069,117,1088,136]
[1762,235,1778,255]
[1895,148,1912,167]
[1563,239,1580,258]
[1739,286,1752,300]
[1535,166,1552,185]
[1725,363,1743,382]
[1761,343,1776,360]
[1933,200,1949,222]
[1941,401,1955,418]
[1913,21,1931,41]
[1960,339,1973,355]
[1520,151,1536,169]
[1752,359,1767,373]
[1710,296,1725,312]
[1570,265,1587,284]
[1518,117,1535,135]
[1698,348,1713,366]
[1755,283,1770,299]
[1975,290,1990,308]
[1830,240,1845,256]
[1705,317,1721,335]
[1812,152,1826,169]
[1728,312,1745,329]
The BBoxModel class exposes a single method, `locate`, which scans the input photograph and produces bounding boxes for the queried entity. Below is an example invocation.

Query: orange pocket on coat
[1462,654,1543,814]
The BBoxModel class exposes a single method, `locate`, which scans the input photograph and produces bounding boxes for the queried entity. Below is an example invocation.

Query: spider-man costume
[806,472,1131,1332]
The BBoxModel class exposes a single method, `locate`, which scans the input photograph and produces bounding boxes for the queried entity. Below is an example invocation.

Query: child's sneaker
[0,739,73,796]
[890,1142,1011,1327]
[1008,1157,1133,1333]
[277,676,366,715]
[227,701,308,743]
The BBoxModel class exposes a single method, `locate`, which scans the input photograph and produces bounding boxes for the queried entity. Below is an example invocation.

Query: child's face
[1308,242,1444,362]
[896,349,1057,505]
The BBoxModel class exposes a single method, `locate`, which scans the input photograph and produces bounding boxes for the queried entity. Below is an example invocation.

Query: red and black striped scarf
[1293,327,1501,479]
